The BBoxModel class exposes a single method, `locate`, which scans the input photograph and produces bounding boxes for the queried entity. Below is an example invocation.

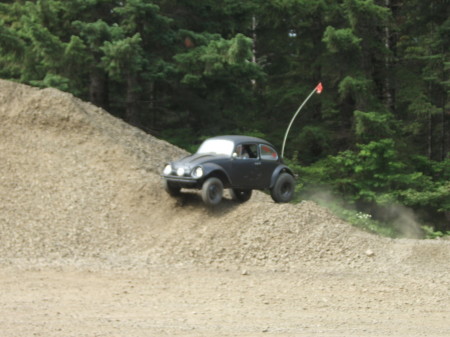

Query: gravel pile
[1,80,449,274]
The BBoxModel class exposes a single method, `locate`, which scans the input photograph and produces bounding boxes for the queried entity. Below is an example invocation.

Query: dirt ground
[1,264,449,337]
[1,80,449,336]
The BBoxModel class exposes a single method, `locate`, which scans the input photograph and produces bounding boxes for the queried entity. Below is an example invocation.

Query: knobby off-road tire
[230,189,252,203]
[201,177,224,206]
[163,179,181,197]
[270,173,295,203]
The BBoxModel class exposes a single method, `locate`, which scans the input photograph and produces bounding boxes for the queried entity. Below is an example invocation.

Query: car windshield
[197,139,234,156]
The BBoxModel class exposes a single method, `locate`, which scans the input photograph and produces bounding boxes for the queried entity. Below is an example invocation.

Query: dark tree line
[1,0,449,232]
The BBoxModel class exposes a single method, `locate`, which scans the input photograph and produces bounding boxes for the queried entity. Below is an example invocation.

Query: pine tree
[103,0,175,126]
[394,0,449,160]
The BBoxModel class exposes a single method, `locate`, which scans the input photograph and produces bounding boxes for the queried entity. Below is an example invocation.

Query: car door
[258,144,279,188]
[230,143,261,188]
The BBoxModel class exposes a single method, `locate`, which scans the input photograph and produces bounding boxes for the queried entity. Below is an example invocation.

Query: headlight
[192,166,203,178]
[163,164,172,175]
[176,167,185,176]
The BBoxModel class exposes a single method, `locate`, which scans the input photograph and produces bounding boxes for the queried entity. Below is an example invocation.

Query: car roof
[206,135,275,147]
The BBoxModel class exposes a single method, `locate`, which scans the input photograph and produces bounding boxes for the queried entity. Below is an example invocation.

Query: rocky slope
[1,79,449,274]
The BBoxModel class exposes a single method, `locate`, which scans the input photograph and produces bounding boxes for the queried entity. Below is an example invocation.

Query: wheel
[270,173,295,203]
[163,179,181,196]
[201,177,224,206]
[230,189,252,203]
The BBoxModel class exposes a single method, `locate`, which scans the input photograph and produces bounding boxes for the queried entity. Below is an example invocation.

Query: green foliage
[309,139,417,199]
[293,184,398,237]
[421,226,450,240]
[29,73,70,91]
[322,27,361,54]
[101,33,145,78]
[354,110,395,143]
[159,127,199,153]
[0,19,25,58]
[113,0,172,37]
[173,32,264,134]
[335,207,398,238]
[338,76,375,107]
[175,33,260,83]
[296,138,449,232]
[289,125,332,164]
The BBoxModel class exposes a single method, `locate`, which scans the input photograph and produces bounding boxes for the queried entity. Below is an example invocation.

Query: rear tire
[230,189,252,203]
[270,173,295,203]
[201,177,224,206]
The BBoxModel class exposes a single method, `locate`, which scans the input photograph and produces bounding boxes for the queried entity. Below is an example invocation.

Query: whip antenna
[281,82,323,159]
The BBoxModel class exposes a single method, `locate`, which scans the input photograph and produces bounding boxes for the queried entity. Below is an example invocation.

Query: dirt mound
[1,80,449,273]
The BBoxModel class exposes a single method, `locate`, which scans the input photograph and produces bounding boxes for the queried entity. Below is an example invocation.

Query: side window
[236,144,258,159]
[260,144,278,161]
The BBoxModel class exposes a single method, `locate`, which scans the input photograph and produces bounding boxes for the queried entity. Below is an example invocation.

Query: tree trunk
[126,73,140,127]
[383,0,396,111]
[440,47,448,161]
[428,110,432,159]
[147,81,156,131]
[89,67,108,110]
[251,15,257,87]
[443,99,449,160]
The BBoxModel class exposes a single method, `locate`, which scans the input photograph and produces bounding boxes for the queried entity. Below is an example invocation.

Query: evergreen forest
[1,0,449,235]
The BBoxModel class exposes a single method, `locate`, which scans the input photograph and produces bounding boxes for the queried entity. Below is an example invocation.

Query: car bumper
[162,175,201,188]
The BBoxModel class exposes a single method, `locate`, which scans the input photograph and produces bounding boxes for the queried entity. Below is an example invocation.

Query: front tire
[270,173,295,203]
[230,189,252,203]
[201,177,224,206]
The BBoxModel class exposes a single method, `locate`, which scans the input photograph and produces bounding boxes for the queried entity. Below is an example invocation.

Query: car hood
[172,153,228,168]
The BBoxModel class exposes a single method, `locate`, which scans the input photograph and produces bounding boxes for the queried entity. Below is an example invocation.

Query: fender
[269,165,295,189]
[201,162,232,187]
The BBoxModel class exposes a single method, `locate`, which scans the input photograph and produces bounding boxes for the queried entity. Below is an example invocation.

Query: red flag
[315,82,323,94]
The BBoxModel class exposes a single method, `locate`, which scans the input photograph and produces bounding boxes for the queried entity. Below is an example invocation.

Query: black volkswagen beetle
[162,135,296,206]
